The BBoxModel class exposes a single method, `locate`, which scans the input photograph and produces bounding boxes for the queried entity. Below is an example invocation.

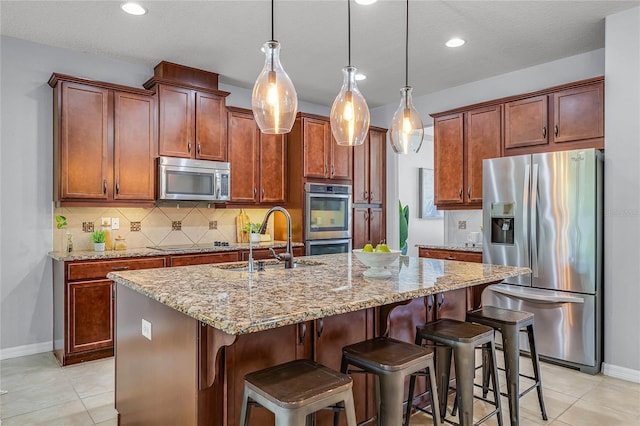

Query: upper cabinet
[432,77,603,209]
[50,74,156,206]
[144,61,230,161]
[296,115,352,181]
[353,127,386,205]
[227,107,286,205]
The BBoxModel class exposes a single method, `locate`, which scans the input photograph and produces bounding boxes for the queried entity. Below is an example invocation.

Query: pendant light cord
[348,0,352,66]
[405,0,409,87]
[271,0,275,41]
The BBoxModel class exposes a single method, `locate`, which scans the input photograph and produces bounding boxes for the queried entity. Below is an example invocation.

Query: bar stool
[239,359,357,426]
[335,337,442,426]
[466,306,547,425]
[410,319,503,426]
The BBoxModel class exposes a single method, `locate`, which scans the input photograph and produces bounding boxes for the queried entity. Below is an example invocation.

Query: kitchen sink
[216,259,324,272]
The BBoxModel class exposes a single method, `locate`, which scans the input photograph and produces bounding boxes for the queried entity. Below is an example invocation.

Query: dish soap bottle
[66,231,73,253]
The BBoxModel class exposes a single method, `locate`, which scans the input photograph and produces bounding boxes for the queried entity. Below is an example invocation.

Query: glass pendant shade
[252,41,298,134]
[389,86,424,154]
[330,66,370,146]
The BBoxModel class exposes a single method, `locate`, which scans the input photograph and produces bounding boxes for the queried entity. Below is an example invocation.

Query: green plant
[242,222,261,233]
[91,230,106,244]
[399,201,409,255]
[55,215,68,229]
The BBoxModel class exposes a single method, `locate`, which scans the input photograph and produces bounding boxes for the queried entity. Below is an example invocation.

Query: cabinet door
[504,95,548,149]
[113,91,156,201]
[314,310,374,426]
[352,134,369,204]
[303,118,330,178]
[368,206,384,247]
[195,92,227,161]
[158,85,193,158]
[259,133,287,203]
[434,114,464,205]
[170,251,239,267]
[368,129,386,204]
[68,279,113,354]
[352,207,369,249]
[435,288,468,322]
[330,135,352,180]
[552,82,604,144]
[228,110,259,203]
[465,105,502,204]
[59,82,110,200]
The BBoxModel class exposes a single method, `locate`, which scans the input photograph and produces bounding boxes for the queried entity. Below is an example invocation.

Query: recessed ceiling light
[355,0,377,5]
[121,2,147,16]
[356,73,367,81]
[446,38,465,48]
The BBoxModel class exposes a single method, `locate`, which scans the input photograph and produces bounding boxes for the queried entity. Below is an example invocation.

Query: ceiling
[1,0,638,108]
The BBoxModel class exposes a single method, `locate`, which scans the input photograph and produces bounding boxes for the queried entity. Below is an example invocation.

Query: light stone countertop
[48,241,303,261]
[416,244,483,253]
[108,253,529,335]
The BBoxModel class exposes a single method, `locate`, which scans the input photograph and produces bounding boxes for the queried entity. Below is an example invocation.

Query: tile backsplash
[53,204,273,252]
[444,210,483,246]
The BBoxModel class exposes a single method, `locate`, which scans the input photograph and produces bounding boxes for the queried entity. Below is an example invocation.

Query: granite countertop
[48,241,304,261]
[416,244,483,253]
[108,253,529,335]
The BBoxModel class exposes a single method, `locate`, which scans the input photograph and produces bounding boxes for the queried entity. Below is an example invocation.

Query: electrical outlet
[141,319,152,340]
[101,217,111,227]
[111,218,120,230]
[458,221,467,230]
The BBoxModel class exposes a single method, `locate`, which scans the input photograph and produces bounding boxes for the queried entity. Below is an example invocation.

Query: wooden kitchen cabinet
[551,81,604,145]
[352,206,385,249]
[433,105,501,208]
[227,107,286,204]
[240,246,305,261]
[170,251,240,267]
[146,81,229,161]
[504,95,549,150]
[293,114,352,181]
[353,127,386,204]
[53,256,167,365]
[50,74,156,205]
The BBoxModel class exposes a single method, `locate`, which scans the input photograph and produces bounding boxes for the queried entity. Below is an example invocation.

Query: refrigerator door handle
[523,164,530,263]
[491,285,584,304]
[531,164,539,277]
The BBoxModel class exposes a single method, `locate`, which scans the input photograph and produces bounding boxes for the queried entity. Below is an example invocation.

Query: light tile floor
[1,351,639,425]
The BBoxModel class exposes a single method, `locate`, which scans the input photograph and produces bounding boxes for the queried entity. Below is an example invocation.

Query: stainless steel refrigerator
[482,148,603,374]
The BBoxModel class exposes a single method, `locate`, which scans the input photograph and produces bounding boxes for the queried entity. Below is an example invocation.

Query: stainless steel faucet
[259,206,294,268]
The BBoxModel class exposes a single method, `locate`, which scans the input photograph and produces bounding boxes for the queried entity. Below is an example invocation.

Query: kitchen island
[108,253,529,426]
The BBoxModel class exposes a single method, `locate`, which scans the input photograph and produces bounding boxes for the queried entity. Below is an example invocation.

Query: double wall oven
[304,183,352,255]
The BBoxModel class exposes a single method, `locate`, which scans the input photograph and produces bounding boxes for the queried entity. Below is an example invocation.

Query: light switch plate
[111,218,120,230]
[141,319,152,340]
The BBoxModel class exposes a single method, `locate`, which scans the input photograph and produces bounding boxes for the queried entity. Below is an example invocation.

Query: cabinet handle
[331,164,335,176]
[254,187,257,198]
[554,125,559,137]
[446,256,456,260]
[103,180,107,195]
[317,318,324,339]
[324,164,328,176]
[362,191,367,200]
[369,191,373,200]
[188,142,192,153]
[298,323,307,344]
[459,188,463,200]
[426,295,434,312]
[261,188,265,198]
[437,293,445,309]
[197,143,201,154]
[116,182,120,195]
[467,186,471,199]
[111,266,129,271]
[542,126,547,138]
[364,211,369,220]
[369,212,374,221]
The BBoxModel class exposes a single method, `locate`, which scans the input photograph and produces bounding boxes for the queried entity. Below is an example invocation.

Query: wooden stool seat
[467,306,534,326]
[343,336,437,373]
[240,359,357,425]
[417,319,494,344]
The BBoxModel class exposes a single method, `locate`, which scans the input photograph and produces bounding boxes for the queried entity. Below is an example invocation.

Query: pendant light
[330,0,370,147]
[252,0,298,134]
[389,0,424,154]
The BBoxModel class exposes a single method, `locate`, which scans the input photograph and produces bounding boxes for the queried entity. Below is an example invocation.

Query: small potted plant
[242,223,262,243]
[91,230,106,252]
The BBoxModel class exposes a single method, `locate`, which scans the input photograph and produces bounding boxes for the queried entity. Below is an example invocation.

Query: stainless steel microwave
[157,156,230,202]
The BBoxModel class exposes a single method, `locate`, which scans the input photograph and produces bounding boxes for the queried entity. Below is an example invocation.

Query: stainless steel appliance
[304,183,352,255]
[158,156,230,202]
[482,148,603,374]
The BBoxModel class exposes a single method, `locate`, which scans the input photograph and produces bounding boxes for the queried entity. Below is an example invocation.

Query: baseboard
[602,362,640,383]
[0,341,52,360]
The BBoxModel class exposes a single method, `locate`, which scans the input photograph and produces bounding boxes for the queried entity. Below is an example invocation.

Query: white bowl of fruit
[352,243,401,278]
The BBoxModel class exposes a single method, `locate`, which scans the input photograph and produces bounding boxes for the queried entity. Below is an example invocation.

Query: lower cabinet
[68,279,114,355]
[240,246,305,261]
[171,251,240,266]
[352,206,385,249]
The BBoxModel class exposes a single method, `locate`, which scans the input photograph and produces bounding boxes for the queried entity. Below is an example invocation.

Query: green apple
[375,243,391,253]
[363,243,374,252]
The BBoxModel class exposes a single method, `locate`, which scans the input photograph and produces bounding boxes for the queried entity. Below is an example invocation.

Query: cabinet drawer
[67,257,167,281]
[418,248,482,263]
[170,251,240,267]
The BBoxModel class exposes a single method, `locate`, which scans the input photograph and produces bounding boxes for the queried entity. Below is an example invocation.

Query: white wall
[603,6,640,380]
[372,49,605,257]
[0,36,329,358]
